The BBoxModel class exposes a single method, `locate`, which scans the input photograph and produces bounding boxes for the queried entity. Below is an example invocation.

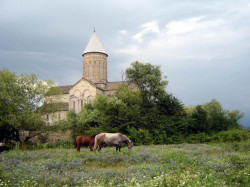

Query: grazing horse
[93,133,133,151]
[75,134,97,151]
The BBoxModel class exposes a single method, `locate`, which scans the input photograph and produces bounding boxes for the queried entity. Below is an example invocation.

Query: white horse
[93,133,133,151]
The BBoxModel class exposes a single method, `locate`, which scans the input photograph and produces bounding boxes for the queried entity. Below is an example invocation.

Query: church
[47,31,133,123]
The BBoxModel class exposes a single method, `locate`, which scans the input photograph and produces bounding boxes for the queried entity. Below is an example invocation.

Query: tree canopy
[1,60,245,146]
[0,69,61,146]
[71,61,244,145]
[125,61,168,103]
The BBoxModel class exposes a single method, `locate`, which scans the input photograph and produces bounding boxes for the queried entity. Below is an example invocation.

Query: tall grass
[0,141,249,186]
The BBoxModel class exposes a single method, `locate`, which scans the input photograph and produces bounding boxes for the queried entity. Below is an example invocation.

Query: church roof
[58,85,73,94]
[107,81,137,90]
[82,31,107,56]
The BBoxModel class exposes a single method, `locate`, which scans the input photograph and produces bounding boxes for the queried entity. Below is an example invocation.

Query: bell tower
[82,31,108,84]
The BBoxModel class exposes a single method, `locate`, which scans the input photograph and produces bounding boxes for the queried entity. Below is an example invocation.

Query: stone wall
[83,52,107,83]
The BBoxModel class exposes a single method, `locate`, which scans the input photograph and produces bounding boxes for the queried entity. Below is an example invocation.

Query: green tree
[0,69,61,147]
[125,61,186,142]
[78,94,129,134]
[189,105,208,133]
[115,85,143,130]
[125,61,168,104]
[226,110,244,129]
[156,93,184,117]
[202,99,243,132]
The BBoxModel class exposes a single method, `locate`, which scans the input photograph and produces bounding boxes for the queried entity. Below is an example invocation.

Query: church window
[103,62,105,78]
[98,62,100,79]
[92,62,95,79]
[73,101,75,111]
[58,113,61,119]
[93,62,96,79]
[81,100,83,108]
[47,114,49,121]
[89,62,91,79]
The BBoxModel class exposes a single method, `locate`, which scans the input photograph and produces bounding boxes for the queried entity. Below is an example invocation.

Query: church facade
[47,31,132,123]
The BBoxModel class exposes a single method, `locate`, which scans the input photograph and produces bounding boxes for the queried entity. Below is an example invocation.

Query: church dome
[82,31,107,56]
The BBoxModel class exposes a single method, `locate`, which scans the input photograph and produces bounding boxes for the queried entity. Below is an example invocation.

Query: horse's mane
[91,134,98,138]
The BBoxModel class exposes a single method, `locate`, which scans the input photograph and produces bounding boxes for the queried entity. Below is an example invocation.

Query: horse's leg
[90,143,93,151]
[116,145,119,151]
[98,142,103,151]
[119,146,121,152]
[77,143,81,151]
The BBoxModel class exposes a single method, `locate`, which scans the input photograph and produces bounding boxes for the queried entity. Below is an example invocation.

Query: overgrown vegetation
[61,61,245,145]
[0,62,246,147]
[1,142,249,186]
[0,69,62,148]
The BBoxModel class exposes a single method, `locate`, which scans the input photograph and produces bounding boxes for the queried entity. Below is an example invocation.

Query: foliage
[211,129,250,143]
[0,68,61,147]
[78,94,129,134]
[0,143,249,186]
[127,127,153,145]
[71,62,245,145]
[125,61,168,103]
[189,105,209,133]
[187,99,243,135]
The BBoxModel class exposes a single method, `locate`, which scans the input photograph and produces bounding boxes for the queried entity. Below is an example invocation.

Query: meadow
[0,141,249,187]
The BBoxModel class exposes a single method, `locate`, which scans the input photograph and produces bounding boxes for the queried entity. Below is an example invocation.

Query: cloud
[1,0,250,126]
[119,30,127,35]
[117,14,250,64]
[132,21,160,43]
[165,16,207,35]
[114,12,250,124]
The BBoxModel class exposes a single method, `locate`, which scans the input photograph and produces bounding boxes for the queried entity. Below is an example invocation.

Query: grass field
[0,142,249,186]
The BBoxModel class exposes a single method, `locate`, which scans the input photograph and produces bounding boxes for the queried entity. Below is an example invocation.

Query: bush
[186,133,211,143]
[211,129,250,143]
[128,127,153,145]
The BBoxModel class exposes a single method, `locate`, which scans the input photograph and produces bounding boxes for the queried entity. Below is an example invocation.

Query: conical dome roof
[82,31,107,56]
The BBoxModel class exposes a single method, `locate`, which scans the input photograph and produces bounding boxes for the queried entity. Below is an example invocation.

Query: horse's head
[128,140,133,150]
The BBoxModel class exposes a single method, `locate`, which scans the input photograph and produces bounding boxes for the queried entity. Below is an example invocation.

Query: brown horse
[93,133,133,151]
[75,134,97,151]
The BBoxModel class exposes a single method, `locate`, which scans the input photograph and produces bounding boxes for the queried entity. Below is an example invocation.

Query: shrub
[128,127,153,145]
[211,129,250,143]
[186,133,211,143]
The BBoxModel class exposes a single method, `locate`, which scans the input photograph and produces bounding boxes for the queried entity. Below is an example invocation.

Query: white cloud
[165,16,207,35]
[132,21,160,43]
[117,15,249,63]
[119,30,127,34]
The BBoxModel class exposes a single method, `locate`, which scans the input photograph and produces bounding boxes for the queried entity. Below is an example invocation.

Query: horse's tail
[93,134,99,151]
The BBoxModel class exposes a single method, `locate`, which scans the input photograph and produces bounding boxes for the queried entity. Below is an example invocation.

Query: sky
[0,0,250,127]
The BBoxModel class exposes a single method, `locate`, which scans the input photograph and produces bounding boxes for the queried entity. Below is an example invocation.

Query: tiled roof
[57,80,135,94]
[40,102,69,112]
[107,81,136,90]
[58,85,73,94]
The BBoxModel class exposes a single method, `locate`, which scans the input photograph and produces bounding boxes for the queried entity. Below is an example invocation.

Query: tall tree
[0,69,61,146]
[125,61,168,104]
[202,99,243,132]
[78,94,129,134]
[189,105,208,133]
